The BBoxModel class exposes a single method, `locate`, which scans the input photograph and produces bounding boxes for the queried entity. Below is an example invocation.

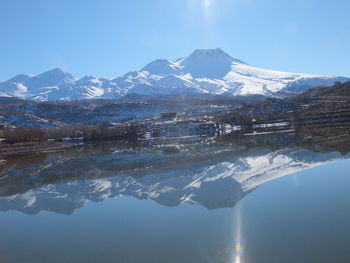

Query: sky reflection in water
[0,128,350,263]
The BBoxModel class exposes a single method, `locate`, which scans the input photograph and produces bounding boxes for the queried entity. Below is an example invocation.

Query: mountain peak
[52,67,64,72]
[40,68,67,76]
[190,48,233,59]
[1,48,348,101]
[36,68,76,81]
[141,59,182,75]
[177,48,245,79]
[17,68,77,92]
[187,48,246,64]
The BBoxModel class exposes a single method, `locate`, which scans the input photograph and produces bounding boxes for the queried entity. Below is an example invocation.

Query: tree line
[0,122,141,144]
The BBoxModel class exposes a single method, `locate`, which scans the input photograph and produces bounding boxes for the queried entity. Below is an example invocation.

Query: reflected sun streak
[234,240,243,263]
[233,206,244,263]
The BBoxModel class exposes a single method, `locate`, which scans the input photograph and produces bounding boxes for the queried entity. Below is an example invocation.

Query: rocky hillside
[1,81,349,128]
[0,95,256,128]
[222,81,350,122]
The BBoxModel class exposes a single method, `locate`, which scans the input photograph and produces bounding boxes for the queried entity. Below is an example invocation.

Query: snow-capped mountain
[0,49,348,101]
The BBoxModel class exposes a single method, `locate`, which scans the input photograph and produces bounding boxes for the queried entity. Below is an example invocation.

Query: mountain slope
[0,49,348,101]
[222,80,350,122]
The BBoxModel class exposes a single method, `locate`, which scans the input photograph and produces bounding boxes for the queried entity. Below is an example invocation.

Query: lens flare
[203,0,211,9]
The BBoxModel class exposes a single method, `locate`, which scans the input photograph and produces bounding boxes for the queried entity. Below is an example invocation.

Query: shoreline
[0,142,75,158]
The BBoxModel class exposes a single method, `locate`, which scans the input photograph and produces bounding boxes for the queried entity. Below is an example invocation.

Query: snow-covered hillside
[0,49,348,101]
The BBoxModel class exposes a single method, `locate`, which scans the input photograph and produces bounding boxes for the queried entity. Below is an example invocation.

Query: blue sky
[1,0,349,80]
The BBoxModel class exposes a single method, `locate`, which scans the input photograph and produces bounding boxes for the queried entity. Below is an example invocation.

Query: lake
[0,127,350,263]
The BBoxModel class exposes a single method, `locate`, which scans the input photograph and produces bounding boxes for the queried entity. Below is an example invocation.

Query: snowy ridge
[0,49,348,101]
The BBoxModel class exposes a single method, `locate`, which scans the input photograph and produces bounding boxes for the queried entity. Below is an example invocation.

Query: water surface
[0,127,349,263]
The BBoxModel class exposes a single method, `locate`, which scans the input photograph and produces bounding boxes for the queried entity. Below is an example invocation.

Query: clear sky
[1,0,349,80]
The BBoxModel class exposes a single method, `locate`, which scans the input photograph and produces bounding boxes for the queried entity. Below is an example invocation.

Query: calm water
[0,128,350,263]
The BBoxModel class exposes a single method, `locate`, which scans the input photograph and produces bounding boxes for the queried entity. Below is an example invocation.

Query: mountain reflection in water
[0,123,349,215]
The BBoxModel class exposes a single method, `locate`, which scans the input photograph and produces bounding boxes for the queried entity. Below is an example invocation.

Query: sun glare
[203,0,211,9]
